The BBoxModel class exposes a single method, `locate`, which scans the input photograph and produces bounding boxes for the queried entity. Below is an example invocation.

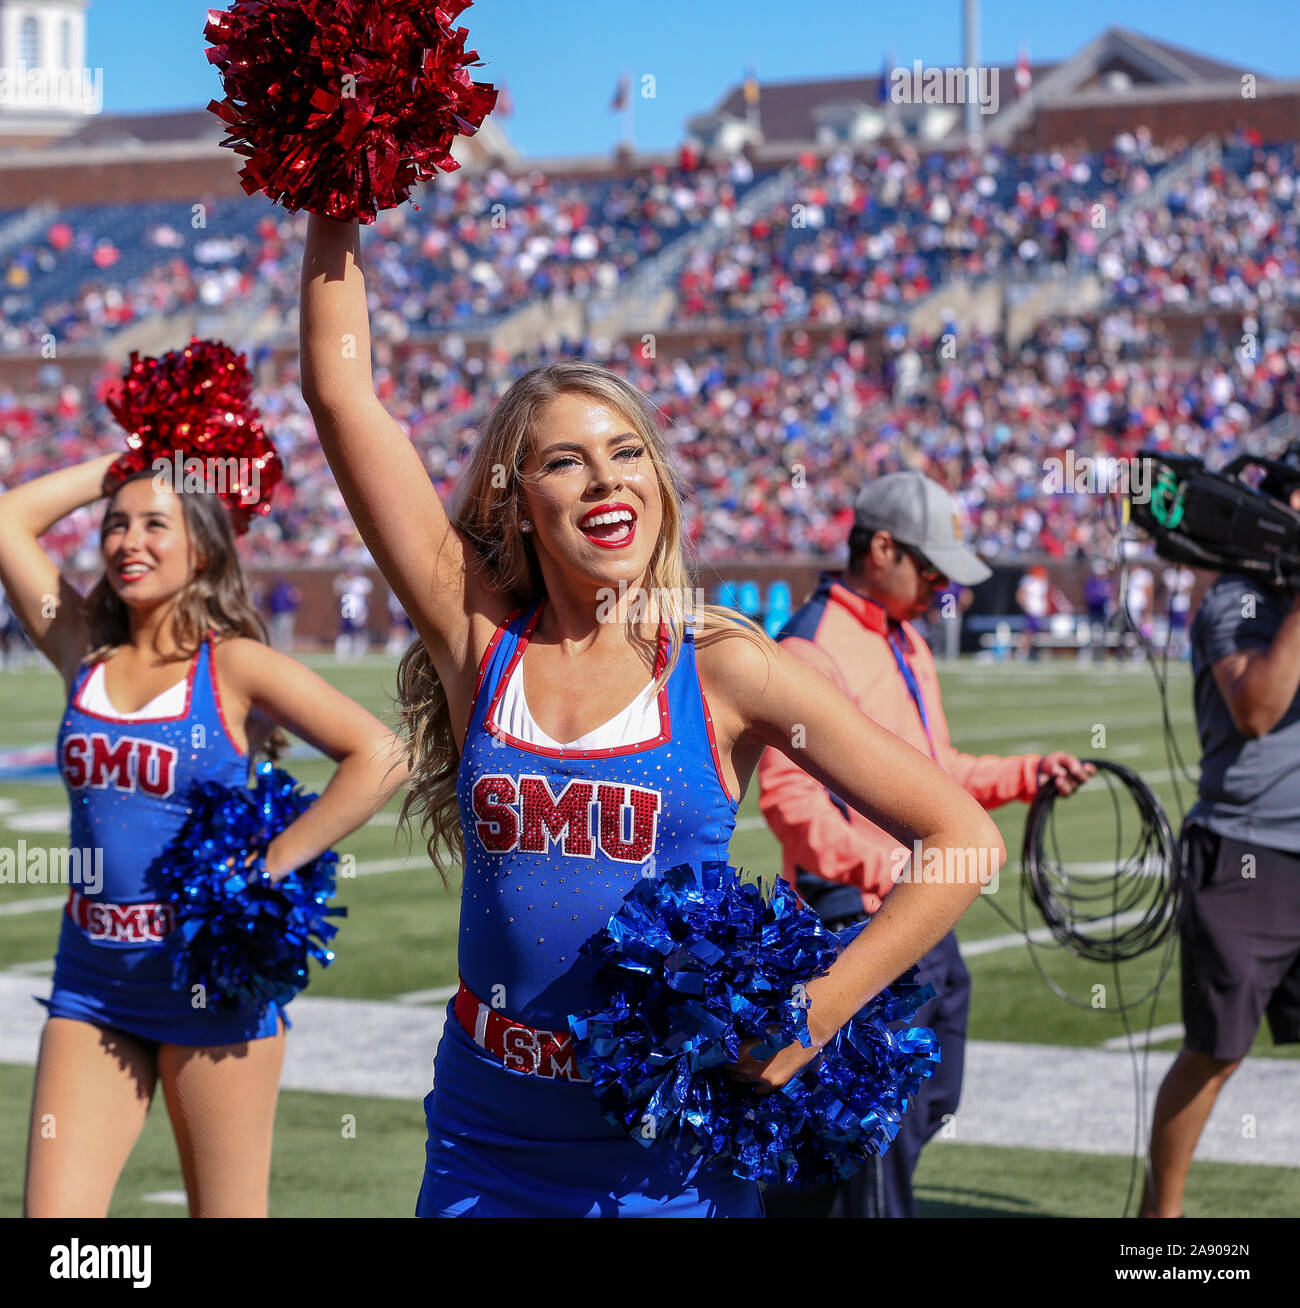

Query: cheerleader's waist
[428,1003,624,1145]
[452,974,589,1083]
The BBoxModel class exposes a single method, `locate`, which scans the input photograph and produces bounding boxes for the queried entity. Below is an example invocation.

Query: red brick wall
[1020,86,1300,150]
[0,153,246,206]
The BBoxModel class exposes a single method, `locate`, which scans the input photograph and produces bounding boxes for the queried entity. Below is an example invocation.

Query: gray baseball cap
[853,471,992,586]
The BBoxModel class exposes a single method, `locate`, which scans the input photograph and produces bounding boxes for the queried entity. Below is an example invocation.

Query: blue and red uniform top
[56,634,248,947]
[418,599,761,1215]
[455,598,739,1029]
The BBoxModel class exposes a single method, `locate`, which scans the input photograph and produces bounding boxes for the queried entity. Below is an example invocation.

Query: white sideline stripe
[142,1190,188,1206]
[1101,1023,1185,1052]
[945,1040,1300,1166]
[0,855,427,918]
[0,973,1292,1166]
[0,895,65,917]
[960,908,1149,959]
[394,984,459,1006]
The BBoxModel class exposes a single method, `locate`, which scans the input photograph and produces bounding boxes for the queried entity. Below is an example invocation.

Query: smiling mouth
[578,506,637,549]
[117,563,152,583]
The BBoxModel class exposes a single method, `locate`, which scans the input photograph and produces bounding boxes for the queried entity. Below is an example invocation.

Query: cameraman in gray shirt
[1142,459,1300,1218]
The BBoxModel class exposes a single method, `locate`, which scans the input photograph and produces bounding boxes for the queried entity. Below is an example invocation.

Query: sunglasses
[897,541,947,587]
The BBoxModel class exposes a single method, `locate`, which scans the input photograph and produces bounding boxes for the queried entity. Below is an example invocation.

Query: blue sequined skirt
[416,1008,761,1218]
[39,913,285,1046]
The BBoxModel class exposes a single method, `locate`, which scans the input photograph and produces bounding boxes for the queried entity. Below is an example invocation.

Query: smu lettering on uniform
[501,1025,584,1080]
[60,732,178,797]
[68,890,174,943]
[472,773,661,862]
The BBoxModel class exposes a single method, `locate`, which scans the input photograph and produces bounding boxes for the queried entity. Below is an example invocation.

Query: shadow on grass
[915,1183,1043,1217]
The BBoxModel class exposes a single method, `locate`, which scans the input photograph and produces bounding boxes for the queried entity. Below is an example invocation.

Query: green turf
[914,1137,1300,1217]
[1,1051,1292,1217]
[1,652,1296,1218]
[0,1062,428,1218]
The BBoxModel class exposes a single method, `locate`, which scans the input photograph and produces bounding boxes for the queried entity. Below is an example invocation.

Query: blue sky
[85,0,1299,158]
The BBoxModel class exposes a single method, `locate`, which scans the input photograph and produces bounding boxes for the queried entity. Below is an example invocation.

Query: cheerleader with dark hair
[0,344,407,1218]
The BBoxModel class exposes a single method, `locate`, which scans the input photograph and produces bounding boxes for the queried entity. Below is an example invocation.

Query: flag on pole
[743,64,760,107]
[1015,45,1032,98]
[610,73,630,112]
[878,49,893,104]
[496,82,513,118]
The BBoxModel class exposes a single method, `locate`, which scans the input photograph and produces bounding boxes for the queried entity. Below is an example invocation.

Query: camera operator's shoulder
[1200,571,1256,613]
[1194,573,1284,654]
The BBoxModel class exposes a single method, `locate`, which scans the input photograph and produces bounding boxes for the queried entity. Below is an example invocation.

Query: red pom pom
[205,0,498,223]
[103,338,283,537]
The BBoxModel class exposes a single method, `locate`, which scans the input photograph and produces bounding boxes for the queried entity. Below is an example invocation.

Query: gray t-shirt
[1186,572,1300,852]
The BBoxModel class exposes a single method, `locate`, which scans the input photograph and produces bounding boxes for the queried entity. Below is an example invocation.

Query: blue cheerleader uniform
[40,634,284,1046]
[416,601,763,1218]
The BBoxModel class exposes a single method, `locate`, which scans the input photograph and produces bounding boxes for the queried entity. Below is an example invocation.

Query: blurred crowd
[1,157,760,350]
[676,131,1179,324]
[1101,142,1300,310]
[2,130,1299,570]
[3,301,1298,569]
[5,134,1297,349]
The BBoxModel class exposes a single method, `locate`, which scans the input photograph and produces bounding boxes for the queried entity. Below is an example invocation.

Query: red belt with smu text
[453,976,590,1083]
[66,889,174,944]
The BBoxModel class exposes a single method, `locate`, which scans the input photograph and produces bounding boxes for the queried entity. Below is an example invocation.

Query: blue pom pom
[151,762,346,1014]
[568,861,939,1186]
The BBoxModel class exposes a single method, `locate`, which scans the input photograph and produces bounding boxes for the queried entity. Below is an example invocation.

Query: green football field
[1,651,1296,1218]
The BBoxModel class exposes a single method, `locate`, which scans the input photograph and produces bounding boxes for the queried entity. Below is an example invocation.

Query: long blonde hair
[395,360,770,883]
[84,469,286,762]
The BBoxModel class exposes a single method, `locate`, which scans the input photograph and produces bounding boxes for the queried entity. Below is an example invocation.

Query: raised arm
[1212,592,1300,738]
[0,453,115,686]
[299,214,501,676]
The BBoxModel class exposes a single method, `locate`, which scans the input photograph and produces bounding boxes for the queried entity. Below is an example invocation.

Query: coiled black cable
[1021,758,1184,966]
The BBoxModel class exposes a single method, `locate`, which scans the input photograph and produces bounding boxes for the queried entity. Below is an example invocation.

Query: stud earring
[520,519,533,533]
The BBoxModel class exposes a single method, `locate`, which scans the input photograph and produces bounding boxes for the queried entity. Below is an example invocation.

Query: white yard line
[0,855,427,918]
[0,895,66,917]
[1101,1023,1185,1052]
[393,984,459,1006]
[955,710,1195,742]
[959,908,1150,958]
